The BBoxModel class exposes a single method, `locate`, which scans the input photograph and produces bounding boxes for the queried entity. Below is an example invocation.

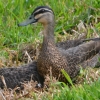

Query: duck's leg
[35,70,44,88]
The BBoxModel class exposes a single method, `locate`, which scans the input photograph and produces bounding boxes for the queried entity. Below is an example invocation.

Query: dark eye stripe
[34,9,52,16]
[33,6,53,13]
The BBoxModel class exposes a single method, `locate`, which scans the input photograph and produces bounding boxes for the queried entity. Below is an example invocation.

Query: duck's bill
[18,17,37,26]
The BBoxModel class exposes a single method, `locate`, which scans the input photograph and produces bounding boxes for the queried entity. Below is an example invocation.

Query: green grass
[0,0,100,49]
[40,79,100,100]
[63,79,100,100]
[0,0,100,100]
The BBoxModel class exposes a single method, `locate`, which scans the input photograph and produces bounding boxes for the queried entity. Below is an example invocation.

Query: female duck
[18,6,100,84]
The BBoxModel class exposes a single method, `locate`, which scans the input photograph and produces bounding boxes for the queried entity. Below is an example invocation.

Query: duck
[0,61,44,89]
[18,6,100,85]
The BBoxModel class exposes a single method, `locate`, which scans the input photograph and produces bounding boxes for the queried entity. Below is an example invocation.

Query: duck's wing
[80,53,100,68]
[60,40,100,67]
[56,38,100,50]
[56,39,85,49]
[0,61,44,89]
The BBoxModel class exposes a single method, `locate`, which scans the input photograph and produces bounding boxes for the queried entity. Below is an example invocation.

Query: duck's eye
[29,16,32,19]
[40,9,45,13]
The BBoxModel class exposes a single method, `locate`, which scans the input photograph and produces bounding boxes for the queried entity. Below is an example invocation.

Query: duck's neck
[42,23,55,46]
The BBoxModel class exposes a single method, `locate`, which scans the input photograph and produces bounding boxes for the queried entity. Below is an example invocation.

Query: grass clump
[53,79,100,100]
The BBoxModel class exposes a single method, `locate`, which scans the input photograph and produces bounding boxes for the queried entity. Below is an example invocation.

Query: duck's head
[18,6,54,26]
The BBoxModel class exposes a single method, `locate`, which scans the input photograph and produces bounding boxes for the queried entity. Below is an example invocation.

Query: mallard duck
[18,6,100,85]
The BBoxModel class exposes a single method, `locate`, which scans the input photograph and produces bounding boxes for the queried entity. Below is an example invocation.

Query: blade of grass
[61,69,74,88]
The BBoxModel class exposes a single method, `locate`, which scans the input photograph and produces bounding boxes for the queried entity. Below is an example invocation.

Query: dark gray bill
[18,16,37,26]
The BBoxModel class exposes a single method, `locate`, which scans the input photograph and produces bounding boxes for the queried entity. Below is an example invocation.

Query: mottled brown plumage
[18,6,100,83]
[37,23,79,81]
